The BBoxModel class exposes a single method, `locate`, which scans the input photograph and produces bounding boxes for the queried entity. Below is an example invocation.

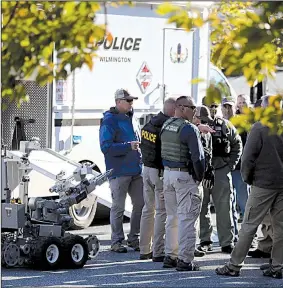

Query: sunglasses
[122,99,133,103]
[209,105,218,109]
[179,105,196,111]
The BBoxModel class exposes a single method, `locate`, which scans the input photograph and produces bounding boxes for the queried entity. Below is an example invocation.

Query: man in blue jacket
[99,89,144,253]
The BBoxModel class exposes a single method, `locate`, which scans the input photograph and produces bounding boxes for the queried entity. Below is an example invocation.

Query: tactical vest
[140,121,162,169]
[160,118,190,163]
[211,117,231,157]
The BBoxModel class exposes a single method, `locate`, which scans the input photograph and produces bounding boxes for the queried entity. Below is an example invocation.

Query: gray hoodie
[241,122,283,189]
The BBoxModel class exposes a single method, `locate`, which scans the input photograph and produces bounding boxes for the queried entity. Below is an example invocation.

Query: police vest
[140,121,162,169]
[211,118,231,157]
[160,118,190,163]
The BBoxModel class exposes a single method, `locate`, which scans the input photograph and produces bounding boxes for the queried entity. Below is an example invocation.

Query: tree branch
[3,2,19,31]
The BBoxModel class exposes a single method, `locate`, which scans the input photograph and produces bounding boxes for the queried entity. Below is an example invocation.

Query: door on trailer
[162,28,194,98]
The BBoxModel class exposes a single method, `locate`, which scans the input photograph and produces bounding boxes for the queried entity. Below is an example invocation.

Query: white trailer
[2,2,237,229]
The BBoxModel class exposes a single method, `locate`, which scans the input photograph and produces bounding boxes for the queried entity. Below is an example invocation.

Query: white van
[2,2,237,229]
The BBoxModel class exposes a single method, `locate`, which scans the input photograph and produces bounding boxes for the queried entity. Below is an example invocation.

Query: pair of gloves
[202,167,215,189]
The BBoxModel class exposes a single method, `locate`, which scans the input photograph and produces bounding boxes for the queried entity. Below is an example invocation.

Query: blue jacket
[99,107,142,179]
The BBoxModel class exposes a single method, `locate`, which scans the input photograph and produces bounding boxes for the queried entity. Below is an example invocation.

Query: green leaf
[156,3,179,16]
[20,39,30,47]
[190,78,205,84]
[2,33,8,41]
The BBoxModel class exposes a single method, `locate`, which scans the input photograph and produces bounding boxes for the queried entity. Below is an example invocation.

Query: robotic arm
[28,165,113,228]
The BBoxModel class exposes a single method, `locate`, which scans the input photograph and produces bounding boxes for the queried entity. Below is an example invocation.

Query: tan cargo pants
[257,212,273,253]
[163,169,203,263]
[140,166,166,257]
[228,186,283,272]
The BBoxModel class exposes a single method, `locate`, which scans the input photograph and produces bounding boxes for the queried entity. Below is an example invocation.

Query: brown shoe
[140,252,152,260]
[263,267,282,279]
[215,264,240,277]
[127,239,140,251]
[111,242,127,253]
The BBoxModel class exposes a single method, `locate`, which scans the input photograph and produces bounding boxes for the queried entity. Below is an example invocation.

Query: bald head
[175,96,196,121]
[176,96,194,107]
[163,97,176,117]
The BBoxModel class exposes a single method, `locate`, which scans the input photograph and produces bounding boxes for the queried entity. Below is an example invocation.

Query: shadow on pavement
[2,244,282,288]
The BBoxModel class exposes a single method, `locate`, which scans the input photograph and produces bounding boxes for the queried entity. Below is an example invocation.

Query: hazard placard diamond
[136,62,153,94]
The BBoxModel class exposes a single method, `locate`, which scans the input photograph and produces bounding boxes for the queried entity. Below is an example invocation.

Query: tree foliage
[1,1,113,106]
[1,1,283,133]
[156,1,283,133]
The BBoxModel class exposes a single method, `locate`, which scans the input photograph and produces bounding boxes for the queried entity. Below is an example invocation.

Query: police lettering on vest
[141,129,157,143]
[140,121,161,169]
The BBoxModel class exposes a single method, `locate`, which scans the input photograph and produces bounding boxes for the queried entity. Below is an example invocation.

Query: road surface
[2,216,281,288]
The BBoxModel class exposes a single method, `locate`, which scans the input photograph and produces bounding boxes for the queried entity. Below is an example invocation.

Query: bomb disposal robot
[1,139,112,270]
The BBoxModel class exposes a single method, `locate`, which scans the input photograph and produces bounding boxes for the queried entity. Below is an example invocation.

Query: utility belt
[164,167,189,172]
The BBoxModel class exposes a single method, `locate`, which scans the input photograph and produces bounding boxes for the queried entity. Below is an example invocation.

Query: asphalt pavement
[2,216,282,288]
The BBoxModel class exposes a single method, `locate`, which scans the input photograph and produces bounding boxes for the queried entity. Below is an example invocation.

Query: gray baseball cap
[114,89,138,100]
[222,97,235,106]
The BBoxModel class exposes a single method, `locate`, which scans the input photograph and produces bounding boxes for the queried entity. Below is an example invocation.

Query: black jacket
[140,112,169,170]
[241,122,283,189]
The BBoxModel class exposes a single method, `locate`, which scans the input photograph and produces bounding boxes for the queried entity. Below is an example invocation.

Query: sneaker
[176,259,200,271]
[194,248,206,257]
[152,256,165,262]
[215,264,240,277]
[163,256,177,268]
[247,249,270,258]
[221,245,234,254]
[263,267,282,279]
[140,252,152,260]
[127,239,140,251]
[198,241,213,252]
[111,242,127,253]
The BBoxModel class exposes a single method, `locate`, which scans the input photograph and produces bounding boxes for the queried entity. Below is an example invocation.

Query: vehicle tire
[30,237,62,270]
[68,160,99,230]
[61,234,89,269]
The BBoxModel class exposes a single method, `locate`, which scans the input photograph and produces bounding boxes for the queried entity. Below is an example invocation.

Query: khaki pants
[228,186,283,272]
[200,165,234,247]
[163,169,202,263]
[109,175,144,245]
[257,212,273,253]
[140,166,166,257]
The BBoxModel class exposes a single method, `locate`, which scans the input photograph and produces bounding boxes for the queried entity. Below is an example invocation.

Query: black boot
[248,249,270,258]
[176,259,200,271]
[163,256,177,268]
